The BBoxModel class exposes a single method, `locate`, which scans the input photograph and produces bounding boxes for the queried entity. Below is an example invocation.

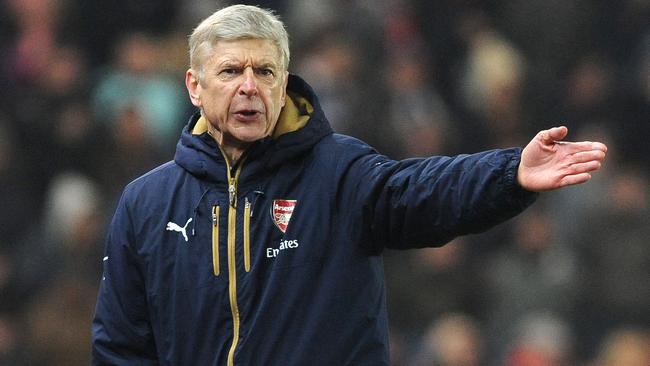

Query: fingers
[560,172,592,187]
[569,150,607,164]
[542,126,568,143]
[541,126,608,153]
[591,141,608,152]
[561,151,605,187]
[557,141,609,159]
[567,160,603,175]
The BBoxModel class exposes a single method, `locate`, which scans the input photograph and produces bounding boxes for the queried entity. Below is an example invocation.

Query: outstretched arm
[517,126,608,192]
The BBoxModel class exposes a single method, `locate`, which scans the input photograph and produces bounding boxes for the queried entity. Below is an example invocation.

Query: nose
[238,68,258,97]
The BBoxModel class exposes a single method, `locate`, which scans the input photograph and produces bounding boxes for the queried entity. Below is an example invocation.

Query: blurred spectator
[0,122,35,251]
[385,238,482,341]
[38,45,89,100]
[561,54,620,134]
[411,312,484,366]
[12,172,104,303]
[458,17,529,149]
[496,0,594,66]
[67,0,179,66]
[620,31,650,169]
[285,0,388,50]
[92,32,187,150]
[3,40,96,210]
[290,1,387,153]
[285,0,339,41]
[384,52,455,157]
[382,11,457,158]
[571,166,650,358]
[98,105,167,201]
[47,101,110,183]
[593,327,650,366]
[23,274,98,366]
[293,30,386,144]
[0,121,35,360]
[176,0,230,31]
[10,173,105,364]
[481,205,578,362]
[504,313,574,366]
[412,0,479,114]
[3,0,61,85]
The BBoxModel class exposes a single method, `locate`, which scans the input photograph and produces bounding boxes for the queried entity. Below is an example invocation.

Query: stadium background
[0,0,648,364]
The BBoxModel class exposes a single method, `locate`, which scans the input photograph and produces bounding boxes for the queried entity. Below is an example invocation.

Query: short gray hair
[189,4,290,79]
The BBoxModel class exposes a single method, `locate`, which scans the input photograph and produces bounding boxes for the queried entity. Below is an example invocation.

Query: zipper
[212,205,220,276]
[215,147,247,366]
[244,198,251,272]
[226,165,242,366]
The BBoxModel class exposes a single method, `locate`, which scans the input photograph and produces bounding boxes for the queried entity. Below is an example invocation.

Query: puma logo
[166,218,193,242]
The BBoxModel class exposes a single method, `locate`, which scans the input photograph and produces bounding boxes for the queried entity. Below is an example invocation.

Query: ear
[280,71,289,107]
[185,68,202,108]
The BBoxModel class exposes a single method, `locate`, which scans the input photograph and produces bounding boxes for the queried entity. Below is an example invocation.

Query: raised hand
[517,126,607,192]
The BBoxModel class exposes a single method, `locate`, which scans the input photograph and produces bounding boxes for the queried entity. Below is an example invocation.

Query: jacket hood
[174,74,333,184]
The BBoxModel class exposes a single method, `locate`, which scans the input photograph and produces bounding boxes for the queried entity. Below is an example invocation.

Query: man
[92,5,607,365]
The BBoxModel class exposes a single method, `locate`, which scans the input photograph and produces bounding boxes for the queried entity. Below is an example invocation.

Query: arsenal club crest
[271,199,297,233]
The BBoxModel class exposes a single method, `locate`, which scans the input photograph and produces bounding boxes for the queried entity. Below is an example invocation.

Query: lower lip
[233,112,261,122]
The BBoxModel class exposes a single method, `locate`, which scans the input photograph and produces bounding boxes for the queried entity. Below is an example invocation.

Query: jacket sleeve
[92,192,158,365]
[344,147,538,251]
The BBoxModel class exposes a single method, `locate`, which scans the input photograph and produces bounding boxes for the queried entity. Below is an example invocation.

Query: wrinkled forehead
[196,37,286,71]
[211,38,283,65]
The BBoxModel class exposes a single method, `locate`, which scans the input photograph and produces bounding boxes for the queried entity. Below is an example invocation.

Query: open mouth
[238,110,258,116]
[233,109,263,122]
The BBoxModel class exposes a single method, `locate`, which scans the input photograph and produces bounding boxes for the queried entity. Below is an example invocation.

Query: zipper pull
[212,206,218,226]
[245,197,252,216]
[229,179,236,208]
[250,190,264,217]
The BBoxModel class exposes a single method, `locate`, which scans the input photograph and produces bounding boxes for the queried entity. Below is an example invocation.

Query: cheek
[265,100,282,126]
[268,87,285,112]
[204,91,232,115]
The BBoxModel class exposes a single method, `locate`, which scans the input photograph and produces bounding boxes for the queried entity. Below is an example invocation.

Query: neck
[221,144,245,166]
[207,124,247,166]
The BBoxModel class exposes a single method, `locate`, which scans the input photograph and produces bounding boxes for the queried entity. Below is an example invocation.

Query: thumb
[541,126,568,144]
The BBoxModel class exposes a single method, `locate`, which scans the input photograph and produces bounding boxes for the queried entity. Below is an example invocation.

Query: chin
[233,130,268,143]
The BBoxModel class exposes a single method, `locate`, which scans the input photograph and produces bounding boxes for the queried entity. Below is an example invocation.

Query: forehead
[207,38,282,66]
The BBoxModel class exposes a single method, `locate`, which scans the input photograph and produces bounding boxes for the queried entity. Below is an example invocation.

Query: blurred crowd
[0,0,648,365]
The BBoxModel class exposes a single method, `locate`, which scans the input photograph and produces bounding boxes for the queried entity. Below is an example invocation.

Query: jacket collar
[174,74,333,184]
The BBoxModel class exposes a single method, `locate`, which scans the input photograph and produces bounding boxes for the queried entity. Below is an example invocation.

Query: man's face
[186,38,288,149]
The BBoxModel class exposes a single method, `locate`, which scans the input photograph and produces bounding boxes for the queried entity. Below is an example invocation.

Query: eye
[220,68,238,75]
[256,68,274,77]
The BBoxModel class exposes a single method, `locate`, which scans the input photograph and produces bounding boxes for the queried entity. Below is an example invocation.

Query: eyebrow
[217,59,241,68]
[216,59,279,69]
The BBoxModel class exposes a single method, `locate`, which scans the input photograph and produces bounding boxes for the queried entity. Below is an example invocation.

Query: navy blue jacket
[92,75,537,365]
